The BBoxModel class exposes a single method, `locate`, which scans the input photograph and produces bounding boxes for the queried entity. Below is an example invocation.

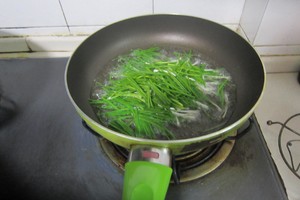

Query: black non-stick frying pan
[65,15,265,200]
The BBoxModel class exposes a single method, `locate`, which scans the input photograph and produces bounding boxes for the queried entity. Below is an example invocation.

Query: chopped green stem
[90,47,233,139]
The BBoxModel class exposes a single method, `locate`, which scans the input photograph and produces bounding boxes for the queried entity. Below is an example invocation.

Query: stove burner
[82,116,254,184]
[99,138,235,183]
[82,118,255,183]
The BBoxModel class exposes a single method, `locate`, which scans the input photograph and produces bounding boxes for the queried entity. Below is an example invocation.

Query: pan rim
[64,14,266,144]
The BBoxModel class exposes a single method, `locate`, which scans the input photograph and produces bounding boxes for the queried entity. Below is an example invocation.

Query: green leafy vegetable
[90,47,232,139]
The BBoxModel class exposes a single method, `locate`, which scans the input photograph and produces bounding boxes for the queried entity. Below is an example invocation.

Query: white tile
[60,0,152,26]
[0,38,29,52]
[222,24,239,32]
[239,0,269,44]
[69,26,104,35]
[236,25,249,41]
[0,27,69,37]
[254,0,300,46]
[0,0,66,27]
[0,52,71,59]
[153,0,245,24]
[255,73,300,200]
[255,45,300,56]
[26,36,87,52]
[261,55,300,73]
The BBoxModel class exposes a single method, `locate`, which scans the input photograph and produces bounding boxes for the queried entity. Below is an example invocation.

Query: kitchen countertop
[255,72,300,200]
[0,57,291,199]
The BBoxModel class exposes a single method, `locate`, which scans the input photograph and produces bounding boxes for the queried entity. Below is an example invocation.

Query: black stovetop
[0,58,287,200]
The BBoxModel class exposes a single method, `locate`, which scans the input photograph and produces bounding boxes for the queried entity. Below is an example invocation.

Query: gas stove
[86,120,236,184]
[0,58,287,200]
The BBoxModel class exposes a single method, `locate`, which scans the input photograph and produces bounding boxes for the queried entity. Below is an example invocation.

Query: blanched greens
[90,47,233,139]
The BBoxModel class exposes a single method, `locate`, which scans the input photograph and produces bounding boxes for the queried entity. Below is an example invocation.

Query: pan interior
[66,15,265,140]
[89,47,237,140]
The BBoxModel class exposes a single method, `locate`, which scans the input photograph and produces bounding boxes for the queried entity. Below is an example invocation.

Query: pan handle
[122,146,172,200]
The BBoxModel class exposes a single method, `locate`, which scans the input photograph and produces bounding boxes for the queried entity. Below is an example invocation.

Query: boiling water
[90,47,236,140]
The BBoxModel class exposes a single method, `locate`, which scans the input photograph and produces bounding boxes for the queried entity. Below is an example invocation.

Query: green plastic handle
[122,161,173,200]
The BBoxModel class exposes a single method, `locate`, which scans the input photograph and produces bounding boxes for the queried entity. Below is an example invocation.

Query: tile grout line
[237,24,251,42]
[58,0,71,34]
[152,0,155,14]
[252,0,270,45]
[25,37,33,52]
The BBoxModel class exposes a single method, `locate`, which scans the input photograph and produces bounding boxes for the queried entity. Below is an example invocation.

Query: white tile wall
[253,0,300,46]
[0,0,244,36]
[0,0,300,74]
[69,26,104,35]
[256,45,300,56]
[240,0,300,64]
[0,27,69,37]
[60,0,153,26]
[0,0,66,27]
[154,0,245,24]
[261,55,300,72]
[26,36,87,52]
[0,38,29,52]
[239,0,269,44]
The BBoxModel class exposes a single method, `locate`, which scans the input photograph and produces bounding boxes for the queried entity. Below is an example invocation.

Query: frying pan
[65,15,265,200]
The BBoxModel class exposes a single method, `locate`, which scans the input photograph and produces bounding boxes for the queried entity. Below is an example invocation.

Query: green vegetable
[90,47,231,139]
